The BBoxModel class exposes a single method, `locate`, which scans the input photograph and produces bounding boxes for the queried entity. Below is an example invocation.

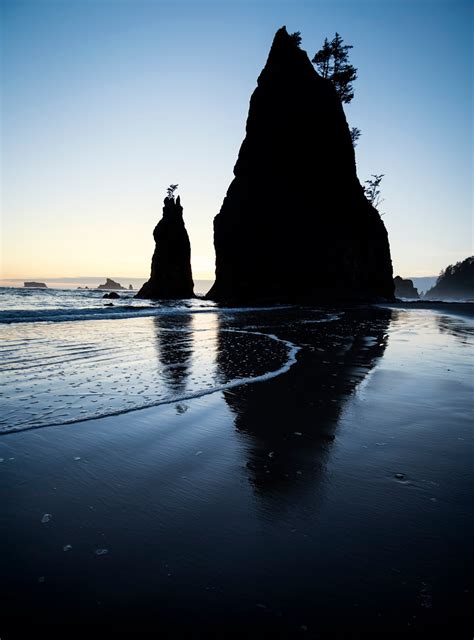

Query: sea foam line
[0,304,294,325]
[0,329,301,436]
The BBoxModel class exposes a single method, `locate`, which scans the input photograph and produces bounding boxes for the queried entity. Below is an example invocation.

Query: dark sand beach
[1,303,473,634]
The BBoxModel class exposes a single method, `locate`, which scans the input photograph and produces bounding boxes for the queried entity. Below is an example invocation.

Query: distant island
[424,256,474,300]
[97,278,126,290]
[24,281,47,288]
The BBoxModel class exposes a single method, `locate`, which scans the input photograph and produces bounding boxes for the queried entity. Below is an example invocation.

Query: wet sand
[1,305,473,634]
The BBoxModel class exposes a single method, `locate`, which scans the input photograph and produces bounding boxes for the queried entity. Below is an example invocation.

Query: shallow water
[0,303,473,633]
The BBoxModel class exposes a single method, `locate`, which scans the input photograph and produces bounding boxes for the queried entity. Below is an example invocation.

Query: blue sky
[1,0,472,279]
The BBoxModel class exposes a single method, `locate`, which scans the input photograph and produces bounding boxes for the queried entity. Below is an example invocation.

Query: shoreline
[1,304,473,633]
[381,300,474,317]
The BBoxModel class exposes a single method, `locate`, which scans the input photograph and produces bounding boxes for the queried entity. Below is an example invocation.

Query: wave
[0,328,300,435]
[0,304,294,325]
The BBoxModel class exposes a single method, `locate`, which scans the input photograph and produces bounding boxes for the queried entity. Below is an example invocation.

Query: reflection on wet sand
[435,314,474,345]
[215,307,392,495]
[153,314,193,394]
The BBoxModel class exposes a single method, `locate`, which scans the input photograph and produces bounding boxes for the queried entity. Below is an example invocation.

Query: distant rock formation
[136,195,194,299]
[24,281,47,288]
[207,27,393,302]
[393,276,419,299]
[129,284,133,290]
[97,278,125,290]
[424,256,474,300]
[103,292,121,299]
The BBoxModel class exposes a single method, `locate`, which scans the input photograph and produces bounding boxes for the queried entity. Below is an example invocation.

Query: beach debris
[63,544,72,552]
[41,513,52,524]
[195,450,203,456]
[176,403,188,414]
[268,451,275,458]
[394,473,405,480]
[73,456,81,461]
[294,431,302,436]
[94,548,109,556]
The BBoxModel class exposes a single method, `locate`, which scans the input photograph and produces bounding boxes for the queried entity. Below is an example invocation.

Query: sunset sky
[1,0,472,282]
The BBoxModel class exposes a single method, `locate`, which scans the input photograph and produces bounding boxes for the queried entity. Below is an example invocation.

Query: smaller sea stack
[97,278,125,290]
[393,276,419,299]
[136,193,194,299]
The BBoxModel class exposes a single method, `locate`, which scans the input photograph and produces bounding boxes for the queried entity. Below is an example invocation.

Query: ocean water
[0,287,299,434]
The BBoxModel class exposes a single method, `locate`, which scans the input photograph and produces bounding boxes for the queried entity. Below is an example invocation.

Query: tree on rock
[364,174,384,210]
[350,127,361,147]
[312,33,357,104]
[167,184,179,199]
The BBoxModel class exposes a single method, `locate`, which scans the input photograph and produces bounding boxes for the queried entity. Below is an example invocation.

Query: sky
[1,0,472,281]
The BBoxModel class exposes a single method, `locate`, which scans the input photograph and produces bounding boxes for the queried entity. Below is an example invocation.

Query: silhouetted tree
[167,184,179,200]
[312,33,357,104]
[290,31,302,47]
[425,256,474,298]
[364,174,384,209]
[350,126,361,147]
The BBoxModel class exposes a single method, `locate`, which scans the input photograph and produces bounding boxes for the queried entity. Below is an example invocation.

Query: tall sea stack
[136,195,194,299]
[208,27,394,302]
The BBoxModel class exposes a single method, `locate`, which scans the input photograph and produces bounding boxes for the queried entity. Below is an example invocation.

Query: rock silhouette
[97,278,125,290]
[394,276,419,299]
[24,282,47,288]
[424,256,474,300]
[208,27,394,302]
[136,196,194,299]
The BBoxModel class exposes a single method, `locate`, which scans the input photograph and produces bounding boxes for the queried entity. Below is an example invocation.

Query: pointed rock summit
[208,27,394,301]
[136,194,194,299]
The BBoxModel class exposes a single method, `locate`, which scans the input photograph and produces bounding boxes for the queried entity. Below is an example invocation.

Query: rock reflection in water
[216,308,392,494]
[153,314,193,395]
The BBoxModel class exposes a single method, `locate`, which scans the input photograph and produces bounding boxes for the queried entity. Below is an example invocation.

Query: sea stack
[136,194,194,299]
[97,278,125,290]
[208,27,394,302]
[393,276,419,299]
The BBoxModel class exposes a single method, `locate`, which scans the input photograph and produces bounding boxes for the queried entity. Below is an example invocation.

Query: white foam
[0,326,301,435]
